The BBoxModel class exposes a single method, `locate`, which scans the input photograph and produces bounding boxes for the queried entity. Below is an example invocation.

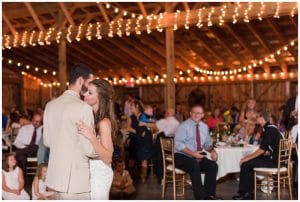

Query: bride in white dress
[76,79,116,199]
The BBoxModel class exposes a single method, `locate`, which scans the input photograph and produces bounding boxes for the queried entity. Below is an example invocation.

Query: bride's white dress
[90,159,113,200]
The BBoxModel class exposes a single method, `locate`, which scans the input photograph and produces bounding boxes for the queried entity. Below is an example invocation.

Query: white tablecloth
[215,145,259,179]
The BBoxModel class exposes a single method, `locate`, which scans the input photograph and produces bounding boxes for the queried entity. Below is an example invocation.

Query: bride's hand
[76,120,95,140]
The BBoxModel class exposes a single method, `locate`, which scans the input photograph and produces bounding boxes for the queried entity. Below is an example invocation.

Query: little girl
[2,153,30,200]
[32,163,55,200]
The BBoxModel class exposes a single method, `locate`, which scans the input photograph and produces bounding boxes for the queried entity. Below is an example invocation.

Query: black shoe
[204,195,223,200]
[232,192,253,200]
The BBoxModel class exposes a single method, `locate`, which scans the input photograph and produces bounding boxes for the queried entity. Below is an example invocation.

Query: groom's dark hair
[68,63,93,85]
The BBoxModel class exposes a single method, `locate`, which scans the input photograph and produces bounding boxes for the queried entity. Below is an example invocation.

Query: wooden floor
[24,171,297,200]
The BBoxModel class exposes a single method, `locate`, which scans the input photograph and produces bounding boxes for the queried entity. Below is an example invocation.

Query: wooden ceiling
[2,2,298,82]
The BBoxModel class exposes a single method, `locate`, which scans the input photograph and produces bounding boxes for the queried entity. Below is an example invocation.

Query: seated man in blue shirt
[174,104,220,200]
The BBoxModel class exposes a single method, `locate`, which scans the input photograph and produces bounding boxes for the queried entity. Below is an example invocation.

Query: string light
[274,2,281,18]
[146,14,153,34]
[37,31,44,46]
[244,2,252,23]
[135,15,142,35]
[207,7,215,26]
[67,25,73,43]
[232,2,240,24]
[45,27,54,45]
[2,2,297,50]
[13,32,19,47]
[108,21,115,37]
[125,19,132,36]
[4,35,11,49]
[95,22,102,39]
[173,10,180,31]
[196,8,204,28]
[185,10,190,29]
[56,31,62,44]
[117,18,124,37]
[86,23,93,40]
[291,4,297,17]
[219,5,227,26]
[75,24,83,41]
[156,13,164,32]
[21,31,28,47]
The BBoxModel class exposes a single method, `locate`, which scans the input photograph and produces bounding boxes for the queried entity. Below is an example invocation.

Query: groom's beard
[80,85,88,100]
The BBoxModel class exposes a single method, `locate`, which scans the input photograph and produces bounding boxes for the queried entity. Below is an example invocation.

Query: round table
[215,144,259,179]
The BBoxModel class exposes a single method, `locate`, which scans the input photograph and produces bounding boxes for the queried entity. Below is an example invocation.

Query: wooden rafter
[3,12,16,36]
[122,37,165,67]
[137,2,147,17]
[96,2,110,23]
[58,2,75,26]
[246,23,272,54]
[191,30,225,64]
[267,18,297,60]
[224,24,257,58]
[208,27,240,61]
[24,2,45,31]
[107,38,160,73]
[139,35,187,68]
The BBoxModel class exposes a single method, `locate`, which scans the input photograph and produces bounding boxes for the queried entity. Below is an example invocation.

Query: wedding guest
[207,107,224,132]
[32,163,55,200]
[124,95,133,118]
[110,159,136,199]
[2,153,30,200]
[239,98,257,124]
[174,104,221,200]
[13,113,43,172]
[233,110,282,200]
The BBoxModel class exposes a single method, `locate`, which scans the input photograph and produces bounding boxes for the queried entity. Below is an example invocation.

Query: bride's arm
[77,119,113,164]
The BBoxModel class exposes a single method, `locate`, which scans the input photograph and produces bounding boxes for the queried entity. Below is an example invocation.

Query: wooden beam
[3,12,17,36]
[4,2,298,48]
[165,4,176,110]
[24,2,45,31]
[96,2,110,23]
[122,37,165,68]
[58,2,75,26]
[179,38,213,67]
[191,30,225,63]
[224,24,257,58]
[267,18,297,59]
[137,2,147,17]
[246,23,271,54]
[91,40,141,77]
[192,2,203,10]
[58,10,67,92]
[182,2,190,11]
[107,38,161,72]
[208,27,239,60]
[139,35,187,68]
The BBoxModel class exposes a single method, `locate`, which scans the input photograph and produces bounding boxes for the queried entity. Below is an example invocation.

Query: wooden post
[58,11,67,92]
[249,69,254,98]
[286,81,290,98]
[164,4,175,110]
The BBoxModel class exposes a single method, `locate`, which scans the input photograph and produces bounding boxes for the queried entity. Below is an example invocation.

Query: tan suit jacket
[43,90,97,193]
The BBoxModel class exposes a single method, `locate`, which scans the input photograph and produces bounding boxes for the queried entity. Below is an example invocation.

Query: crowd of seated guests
[2,90,297,200]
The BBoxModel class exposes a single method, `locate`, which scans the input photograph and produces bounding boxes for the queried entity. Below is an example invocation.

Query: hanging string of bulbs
[2,2,298,49]
[179,38,298,77]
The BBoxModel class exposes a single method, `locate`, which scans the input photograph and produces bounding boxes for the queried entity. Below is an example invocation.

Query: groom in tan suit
[43,64,96,199]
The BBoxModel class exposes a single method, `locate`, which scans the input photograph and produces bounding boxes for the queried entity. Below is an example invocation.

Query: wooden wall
[3,67,53,111]
[115,79,298,119]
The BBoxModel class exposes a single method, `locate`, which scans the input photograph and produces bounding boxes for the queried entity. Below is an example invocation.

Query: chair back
[277,138,292,170]
[160,137,175,171]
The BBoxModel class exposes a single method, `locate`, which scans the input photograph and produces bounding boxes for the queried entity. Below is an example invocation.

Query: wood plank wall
[115,79,298,119]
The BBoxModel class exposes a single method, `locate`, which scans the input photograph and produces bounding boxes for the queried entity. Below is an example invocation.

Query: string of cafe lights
[177,38,298,77]
[2,2,298,49]
[3,56,297,88]
[3,36,298,87]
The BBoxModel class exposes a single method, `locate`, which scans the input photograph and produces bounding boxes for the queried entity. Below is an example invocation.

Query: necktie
[196,124,202,151]
[29,128,37,145]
